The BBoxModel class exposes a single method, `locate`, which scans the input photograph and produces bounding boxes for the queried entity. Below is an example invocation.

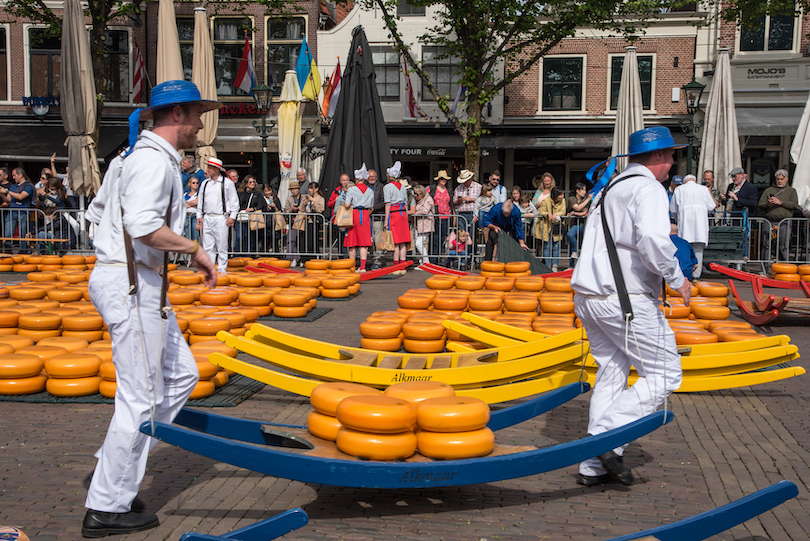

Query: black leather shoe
[598,451,634,486]
[82,472,146,513]
[576,473,613,487]
[82,510,159,538]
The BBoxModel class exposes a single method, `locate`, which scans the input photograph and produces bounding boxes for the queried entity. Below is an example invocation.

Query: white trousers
[691,242,705,279]
[85,265,198,513]
[201,215,229,273]
[415,233,430,264]
[574,293,682,476]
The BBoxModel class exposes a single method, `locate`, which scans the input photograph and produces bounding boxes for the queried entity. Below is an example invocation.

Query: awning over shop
[0,123,128,162]
[736,107,804,136]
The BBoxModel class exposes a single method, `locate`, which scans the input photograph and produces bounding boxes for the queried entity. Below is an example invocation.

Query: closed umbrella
[611,46,644,173]
[192,7,218,167]
[60,0,101,196]
[319,26,391,196]
[790,91,810,205]
[277,70,303,206]
[157,0,184,83]
[697,48,741,195]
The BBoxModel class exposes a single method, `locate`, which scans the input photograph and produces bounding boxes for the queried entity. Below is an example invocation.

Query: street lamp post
[679,77,706,175]
[251,83,276,186]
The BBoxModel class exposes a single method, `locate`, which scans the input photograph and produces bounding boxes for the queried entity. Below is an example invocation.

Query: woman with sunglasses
[184,177,201,242]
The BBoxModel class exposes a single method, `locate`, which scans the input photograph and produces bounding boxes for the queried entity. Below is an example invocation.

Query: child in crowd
[443,229,469,269]
[474,184,497,243]
[518,193,537,248]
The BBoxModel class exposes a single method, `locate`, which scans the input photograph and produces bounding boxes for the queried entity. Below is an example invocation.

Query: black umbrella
[319,26,392,195]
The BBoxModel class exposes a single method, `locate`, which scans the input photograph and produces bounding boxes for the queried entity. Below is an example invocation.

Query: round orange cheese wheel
[27,272,57,282]
[0,374,47,395]
[502,296,539,312]
[20,299,60,311]
[234,275,263,288]
[504,261,530,273]
[305,259,331,270]
[710,326,753,340]
[320,288,350,299]
[46,288,84,303]
[417,427,494,459]
[544,278,573,292]
[540,298,575,314]
[384,381,456,405]
[190,341,239,358]
[0,310,21,328]
[467,296,502,312]
[272,293,307,307]
[0,336,34,351]
[455,279,485,291]
[431,295,467,311]
[310,382,382,416]
[188,317,231,336]
[0,299,19,309]
[174,317,189,333]
[330,258,355,270]
[272,306,308,318]
[698,284,729,297]
[46,375,102,397]
[662,304,691,319]
[213,274,230,287]
[336,427,416,460]
[401,322,445,341]
[222,307,260,323]
[359,321,402,339]
[80,348,112,363]
[61,274,88,285]
[12,264,38,273]
[16,345,69,363]
[307,410,342,441]
[359,337,402,351]
[210,311,246,329]
[176,311,206,323]
[691,304,730,320]
[484,278,515,292]
[17,328,62,342]
[722,331,766,342]
[797,264,810,276]
[336,394,417,433]
[9,288,46,301]
[771,263,798,275]
[674,331,719,345]
[480,271,505,278]
[320,278,350,290]
[61,330,104,342]
[292,277,321,289]
[479,261,505,273]
[402,338,446,353]
[40,256,62,265]
[37,336,90,353]
[65,301,98,314]
[0,265,12,272]
[0,354,44,378]
[61,264,87,271]
[348,283,361,295]
[0,344,15,355]
[425,277,456,290]
[515,280,544,292]
[45,353,102,378]
[60,255,86,265]
[774,273,801,282]
[99,361,116,381]
[396,295,431,310]
[707,320,751,332]
[371,311,409,321]
[212,370,229,388]
[172,274,203,286]
[167,290,196,306]
[238,292,272,307]
[196,360,219,380]
[261,276,291,288]
[61,314,104,331]
[99,379,117,398]
[198,290,234,306]
[188,379,216,399]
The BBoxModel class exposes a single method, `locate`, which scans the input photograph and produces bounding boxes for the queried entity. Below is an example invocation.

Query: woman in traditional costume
[383,161,412,273]
[343,164,375,271]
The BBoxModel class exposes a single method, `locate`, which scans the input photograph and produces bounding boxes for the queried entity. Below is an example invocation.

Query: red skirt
[388,205,411,245]
[344,209,372,247]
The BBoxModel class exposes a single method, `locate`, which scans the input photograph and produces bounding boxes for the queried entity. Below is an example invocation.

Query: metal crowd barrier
[521,215,587,270]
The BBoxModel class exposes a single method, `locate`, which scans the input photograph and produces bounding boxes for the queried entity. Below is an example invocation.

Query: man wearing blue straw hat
[82,80,220,537]
[571,126,691,488]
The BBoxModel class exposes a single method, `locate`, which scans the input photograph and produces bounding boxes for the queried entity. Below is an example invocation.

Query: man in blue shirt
[482,200,529,261]
[181,155,205,191]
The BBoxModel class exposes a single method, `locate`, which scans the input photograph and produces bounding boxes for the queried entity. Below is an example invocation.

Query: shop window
[398,0,425,16]
[0,28,7,100]
[177,17,194,82]
[609,55,653,110]
[266,17,305,96]
[98,30,129,103]
[740,12,796,51]
[422,46,461,101]
[29,28,61,97]
[542,56,584,111]
[214,18,252,97]
[372,46,399,101]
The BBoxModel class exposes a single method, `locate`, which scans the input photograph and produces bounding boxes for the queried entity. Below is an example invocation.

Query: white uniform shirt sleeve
[225,180,239,220]
[120,149,174,239]
[634,184,685,290]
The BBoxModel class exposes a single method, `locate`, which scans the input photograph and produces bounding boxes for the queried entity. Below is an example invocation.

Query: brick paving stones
[0,269,808,540]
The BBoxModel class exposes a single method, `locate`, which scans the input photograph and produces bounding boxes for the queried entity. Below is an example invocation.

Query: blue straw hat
[140,80,222,118]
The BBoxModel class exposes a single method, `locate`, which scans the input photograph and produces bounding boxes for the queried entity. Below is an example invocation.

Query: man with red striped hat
[196,157,239,274]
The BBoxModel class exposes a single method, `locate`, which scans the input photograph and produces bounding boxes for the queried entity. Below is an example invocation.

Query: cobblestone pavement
[0,268,808,540]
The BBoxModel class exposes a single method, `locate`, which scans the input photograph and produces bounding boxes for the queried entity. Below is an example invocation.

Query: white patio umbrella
[790,91,810,205]
[192,7,218,166]
[277,70,303,206]
[156,0,184,83]
[697,48,741,195]
[60,0,101,196]
[611,47,644,173]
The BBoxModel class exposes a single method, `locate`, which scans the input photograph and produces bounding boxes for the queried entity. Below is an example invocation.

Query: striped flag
[403,56,426,119]
[322,58,341,118]
[234,34,255,96]
[132,39,145,103]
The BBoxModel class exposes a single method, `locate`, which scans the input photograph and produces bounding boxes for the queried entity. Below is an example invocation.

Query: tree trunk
[463,98,483,179]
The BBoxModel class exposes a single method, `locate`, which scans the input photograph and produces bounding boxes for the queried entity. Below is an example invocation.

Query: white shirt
[571,163,685,297]
[88,131,186,269]
[196,175,239,220]
[345,185,375,208]
[492,184,507,204]
[669,180,716,245]
[383,182,408,205]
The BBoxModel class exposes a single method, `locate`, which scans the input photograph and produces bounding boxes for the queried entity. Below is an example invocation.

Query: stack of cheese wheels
[479,261,505,278]
[189,353,219,399]
[397,292,433,316]
[330,258,355,273]
[17,312,62,343]
[61,313,104,342]
[307,382,381,441]
[668,319,719,344]
[0,352,46,395]
[98,359,117,398]
[384,381,456,404]
[771,262,800,282]
[44,352,102,397]
[210,311,247,337]
[0,310,20,336]
[706,320,763,341]
[305,259,331,273]
[335,394,417,460]
[272,292,308,318]
[320,277,351,299]
[344,273,362,296]
[237,291,273,317]
[359,319,403,351]
[799,264,810,281]
[188,317,231,344]
[401,321,446,353]
[415,396,494,459]
[504,261,531,277]
[503,292,539,314]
